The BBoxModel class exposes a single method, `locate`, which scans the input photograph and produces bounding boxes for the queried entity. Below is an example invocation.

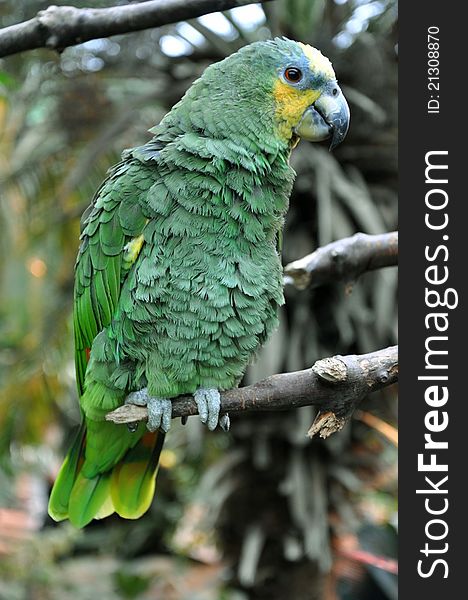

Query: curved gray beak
[294,83,350,150]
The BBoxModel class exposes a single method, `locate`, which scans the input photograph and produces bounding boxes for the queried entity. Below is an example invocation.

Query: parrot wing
[74,159,148,396]
[49,147,167,526]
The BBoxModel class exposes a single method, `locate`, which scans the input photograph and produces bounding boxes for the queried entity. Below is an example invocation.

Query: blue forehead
[271,38,331,88]
[279,52,329,89]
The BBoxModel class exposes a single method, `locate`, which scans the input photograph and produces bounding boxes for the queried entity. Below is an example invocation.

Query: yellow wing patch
[298,43,335,79]
[124,234,145,266]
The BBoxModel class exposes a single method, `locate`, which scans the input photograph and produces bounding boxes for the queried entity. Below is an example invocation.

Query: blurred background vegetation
[0,1,397,598]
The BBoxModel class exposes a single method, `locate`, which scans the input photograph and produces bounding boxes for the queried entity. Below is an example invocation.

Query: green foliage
[114,569,152,598]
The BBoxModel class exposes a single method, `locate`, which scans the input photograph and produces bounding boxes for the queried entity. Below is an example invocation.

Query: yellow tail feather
[110,432,165,519]
[48,424,165,527]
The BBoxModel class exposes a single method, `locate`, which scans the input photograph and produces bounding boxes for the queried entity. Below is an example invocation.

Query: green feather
[118,199,146,236]
[100,214,125,255]
[68,471,112,528]
[48,423,86,521]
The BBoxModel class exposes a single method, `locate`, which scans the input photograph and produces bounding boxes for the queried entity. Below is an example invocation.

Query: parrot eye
[284,67,303,83]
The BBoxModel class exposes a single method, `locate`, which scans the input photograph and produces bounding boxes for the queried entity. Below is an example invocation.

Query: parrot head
[174,37,350,151]
[270,39,350,150]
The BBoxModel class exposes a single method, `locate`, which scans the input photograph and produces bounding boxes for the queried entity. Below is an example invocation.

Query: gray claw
[219,413,230,432]
[195,390,208,424]
[125,387,150,407]
[194,388,221,431]
[125,388,172,432]
[127,422,139,433]
[147,398,172,433]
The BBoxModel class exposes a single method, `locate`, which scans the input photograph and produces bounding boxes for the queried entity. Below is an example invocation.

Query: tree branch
[0,0,272,58]
[284,231,398,290]
[106,345,398,438]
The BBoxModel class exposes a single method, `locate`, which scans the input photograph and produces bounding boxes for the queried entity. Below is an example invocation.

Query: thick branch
[0,0,272,58]
[106,346,398,438]
[284,231,398,290]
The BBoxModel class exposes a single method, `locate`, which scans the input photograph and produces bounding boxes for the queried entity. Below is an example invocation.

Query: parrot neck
[139,92,298,235]
[150,77,293,168]
[156,128,294,219]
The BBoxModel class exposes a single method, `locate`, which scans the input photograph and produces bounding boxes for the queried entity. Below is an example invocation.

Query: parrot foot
[125,388,172,433]
[193,388,230,432]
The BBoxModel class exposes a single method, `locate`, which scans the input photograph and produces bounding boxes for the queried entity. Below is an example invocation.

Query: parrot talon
[181,415,188,426]
[125,387,150,407]
[219,413,230,432]
[147,398,172,433]
[125,388,172,432]
[194,388,223,431]
[127,422,139,433]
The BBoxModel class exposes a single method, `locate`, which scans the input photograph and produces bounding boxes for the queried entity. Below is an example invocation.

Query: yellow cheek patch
[298,43,335,79]
[273,44,336,141]
[273,79,320,141]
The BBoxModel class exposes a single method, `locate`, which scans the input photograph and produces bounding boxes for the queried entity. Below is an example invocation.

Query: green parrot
[48,38,349,527]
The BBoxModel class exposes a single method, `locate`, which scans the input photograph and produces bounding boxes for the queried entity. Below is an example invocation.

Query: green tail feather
[48,422,165,527]
[68,470,112,528]
[81,418,143,477]
[48,423,86,522]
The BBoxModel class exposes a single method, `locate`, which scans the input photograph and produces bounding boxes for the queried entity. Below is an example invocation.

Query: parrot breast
[94,129,296,399]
